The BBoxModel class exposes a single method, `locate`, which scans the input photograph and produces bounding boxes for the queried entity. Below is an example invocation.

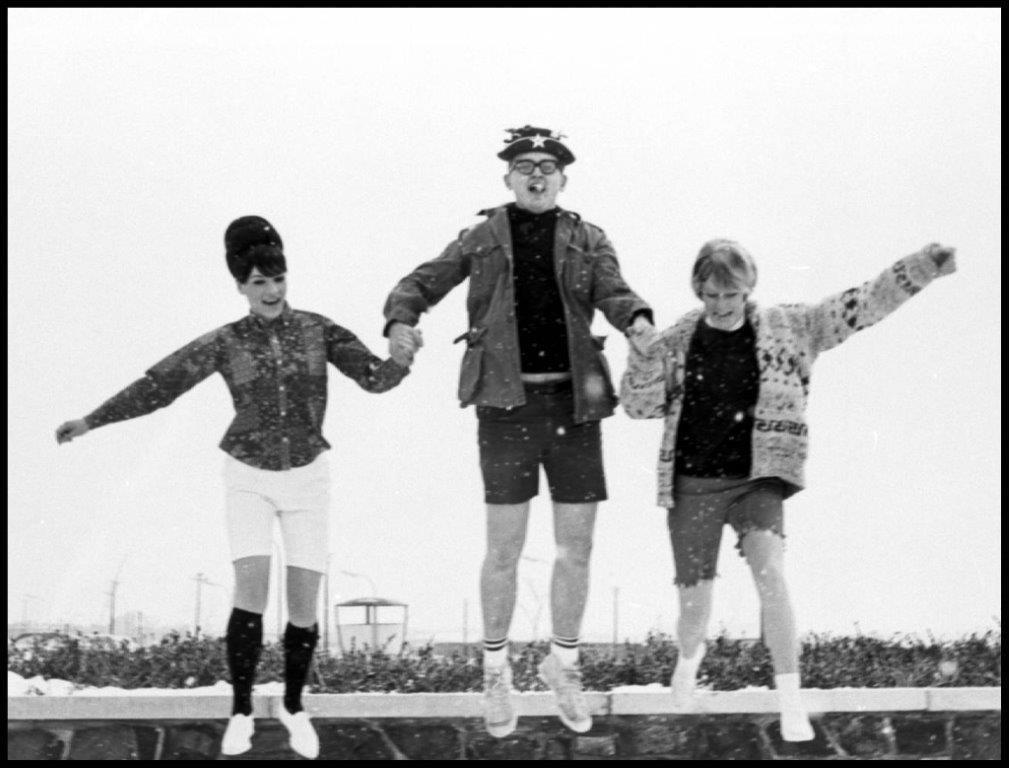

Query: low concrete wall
[8,688,1001,760]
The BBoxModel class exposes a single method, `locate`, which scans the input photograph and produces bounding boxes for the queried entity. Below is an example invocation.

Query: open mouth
[527,180,546,194]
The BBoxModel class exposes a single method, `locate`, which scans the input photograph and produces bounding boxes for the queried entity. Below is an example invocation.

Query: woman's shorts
[223,452,330,574]
[667,475,785,587]
[476,380,607,505]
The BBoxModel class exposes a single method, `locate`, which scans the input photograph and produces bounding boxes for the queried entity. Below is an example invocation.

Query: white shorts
[223,453,330,573]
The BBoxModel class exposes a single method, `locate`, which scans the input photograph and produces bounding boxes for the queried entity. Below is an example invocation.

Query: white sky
[8,8,1001,644]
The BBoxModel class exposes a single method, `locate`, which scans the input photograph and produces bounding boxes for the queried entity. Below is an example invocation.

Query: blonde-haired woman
[621,239,956,740]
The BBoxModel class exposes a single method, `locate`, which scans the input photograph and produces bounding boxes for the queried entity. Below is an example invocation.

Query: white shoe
[537,653,592,734]
[669,641,706,711]
[221,713,254,756]
[278,706,320,759]
[780,709,815,742]
[775,672,815,741]
[483,664,518,738]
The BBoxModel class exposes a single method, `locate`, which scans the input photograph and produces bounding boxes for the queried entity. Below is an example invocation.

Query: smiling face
[699,277,748,331]
[503,151,566,213]
[238,267,287,319]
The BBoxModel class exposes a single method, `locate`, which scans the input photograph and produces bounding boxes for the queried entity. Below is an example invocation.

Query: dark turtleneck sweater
[674,317,759,478]
[507,203,571,373]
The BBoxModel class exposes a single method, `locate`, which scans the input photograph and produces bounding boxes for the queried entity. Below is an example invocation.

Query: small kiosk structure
[334,597,408,654]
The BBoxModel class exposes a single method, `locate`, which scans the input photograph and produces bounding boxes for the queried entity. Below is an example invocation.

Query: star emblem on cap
[531,136,547,148]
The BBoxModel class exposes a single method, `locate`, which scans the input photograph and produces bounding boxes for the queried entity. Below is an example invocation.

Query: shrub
[7,628,1000,692]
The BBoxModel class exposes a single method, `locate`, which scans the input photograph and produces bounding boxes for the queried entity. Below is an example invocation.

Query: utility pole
[193,572,223,636]
[193,573,207,636]
[463,599,469,654]
[612,586,620,655]
[108,556,128,636]
[322,554,333,656]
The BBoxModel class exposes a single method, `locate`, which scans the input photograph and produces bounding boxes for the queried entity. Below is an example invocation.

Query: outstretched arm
[327,322,410,393]
[804,243,957,356]
[55,419,89,445]
[587,229,653,332]
[55,330,221,445]
[383,238,471,334]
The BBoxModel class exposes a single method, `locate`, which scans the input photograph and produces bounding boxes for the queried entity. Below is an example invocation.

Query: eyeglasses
[510,159,562,175]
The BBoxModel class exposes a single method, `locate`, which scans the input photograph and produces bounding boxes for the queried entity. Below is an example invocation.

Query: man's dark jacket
[384,204,651,423]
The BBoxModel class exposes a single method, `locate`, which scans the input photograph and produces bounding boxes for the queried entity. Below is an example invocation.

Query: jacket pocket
[591,335,618,405]
[458,345,484,404]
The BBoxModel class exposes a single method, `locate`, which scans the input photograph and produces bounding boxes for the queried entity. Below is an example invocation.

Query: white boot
[278,706,320,759]
[221,713,254,755]
[775,673,814,741]
[670,641,706,709]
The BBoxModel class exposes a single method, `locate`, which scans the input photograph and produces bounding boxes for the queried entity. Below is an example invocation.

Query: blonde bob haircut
[690,239,758,298]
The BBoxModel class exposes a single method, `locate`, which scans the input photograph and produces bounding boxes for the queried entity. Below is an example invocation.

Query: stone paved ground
[8,711,1002,760]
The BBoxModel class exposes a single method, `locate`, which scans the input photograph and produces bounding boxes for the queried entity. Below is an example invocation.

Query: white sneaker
[780,708,815,742]
[669,641,706,711]
[221,713,254,756]
[483,663,518,738]
[278,706,320,759]
[775,672,815,742]
[537,653,592,733]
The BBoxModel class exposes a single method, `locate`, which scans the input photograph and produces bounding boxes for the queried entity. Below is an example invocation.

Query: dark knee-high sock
[283,622,319,714]
[226,608,263,716]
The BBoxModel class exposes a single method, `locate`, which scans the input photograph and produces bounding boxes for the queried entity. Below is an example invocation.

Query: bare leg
[549,502,597,640]
[233,555,271,613]
[480,502,531,640]
[741,529,813,741]
[538,501,596,734]
[741,530,797,674]
[670,579,714,706]
[676,580,715,659]
[286,566,323,628]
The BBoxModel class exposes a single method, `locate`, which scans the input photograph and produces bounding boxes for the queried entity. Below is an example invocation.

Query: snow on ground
[7,671,287,697]
[9,670,780,697]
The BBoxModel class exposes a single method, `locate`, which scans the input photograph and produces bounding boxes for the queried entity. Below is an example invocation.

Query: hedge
[8,628,999,692]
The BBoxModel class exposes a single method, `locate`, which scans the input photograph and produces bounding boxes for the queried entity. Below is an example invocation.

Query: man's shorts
[667,475,785,587]
[476,380,607,505]
[223,452,330,574]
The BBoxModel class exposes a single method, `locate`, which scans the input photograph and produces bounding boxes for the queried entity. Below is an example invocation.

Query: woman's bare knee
[233,555,271,613]
[286,565,322,627]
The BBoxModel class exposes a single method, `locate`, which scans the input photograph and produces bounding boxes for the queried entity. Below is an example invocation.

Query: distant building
[334,597,408,654]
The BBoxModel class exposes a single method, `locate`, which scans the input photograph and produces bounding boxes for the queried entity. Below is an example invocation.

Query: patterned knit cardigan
[620,247,956,508]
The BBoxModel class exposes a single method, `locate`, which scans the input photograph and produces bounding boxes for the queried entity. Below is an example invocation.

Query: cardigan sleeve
[619,328,678,419]
[800,245,957,357]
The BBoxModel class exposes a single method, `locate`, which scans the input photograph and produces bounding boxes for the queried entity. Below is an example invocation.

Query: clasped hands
[388,322,424,367]
[627,314,659,355]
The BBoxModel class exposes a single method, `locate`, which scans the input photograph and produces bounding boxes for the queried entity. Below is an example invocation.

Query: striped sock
[483,637,509,668]
[551,634,579,668]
